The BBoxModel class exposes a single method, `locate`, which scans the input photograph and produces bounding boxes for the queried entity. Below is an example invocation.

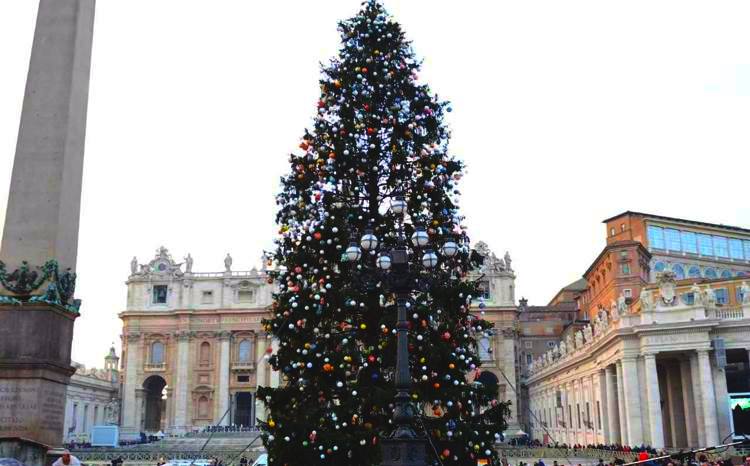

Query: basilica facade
[118,244,522,438]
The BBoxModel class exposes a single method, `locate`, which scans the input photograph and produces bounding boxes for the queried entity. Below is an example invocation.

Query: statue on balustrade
[703,286,716,308]
[740,281,750,304]
[574,331,583,349]
[583,324,593,342]
[639,289,654,311]
[559,339,567,356]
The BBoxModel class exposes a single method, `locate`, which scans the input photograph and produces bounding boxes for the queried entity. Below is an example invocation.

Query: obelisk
[0,1,95,464]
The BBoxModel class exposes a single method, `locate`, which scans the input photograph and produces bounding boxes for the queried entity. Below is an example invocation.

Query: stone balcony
[230,361,255,372]
[144,362,167,372]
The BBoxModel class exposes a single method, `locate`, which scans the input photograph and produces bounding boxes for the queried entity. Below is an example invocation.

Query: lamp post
[343,195,461,466]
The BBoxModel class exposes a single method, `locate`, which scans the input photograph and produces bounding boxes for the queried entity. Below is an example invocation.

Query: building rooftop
[603,211,750,235]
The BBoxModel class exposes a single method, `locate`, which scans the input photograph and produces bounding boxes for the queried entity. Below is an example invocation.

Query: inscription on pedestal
[0,380,67,446]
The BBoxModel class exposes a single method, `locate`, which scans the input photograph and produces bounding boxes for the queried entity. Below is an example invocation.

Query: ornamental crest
[658,270,677,305]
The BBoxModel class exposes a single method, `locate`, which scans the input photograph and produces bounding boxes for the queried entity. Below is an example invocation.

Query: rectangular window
[620,251,629,260]
[665,228,681,251]
[478,281,491,300]
[83,405,89,432]
[237,375,250,383]
[714,236,730,258]
[729,239,744,260]
[647,226,665,249]
[682,292,695,305]
[681,231,698,254]
[698,234,714,256]
[586,402,591,426]
[524,341,533,349]
[94,406,99,425]
[577,404,581,428]
[152,285,168,304]
[201,290,214,304]
[745,241,750,261]
[596,401,602,429]
[737,287,745,304]
[620,264,631,275]
[526,354,532,365]
[623,289,632,298]
[238,290,254,303]
[716,288,729,305]
[610,227,615,237]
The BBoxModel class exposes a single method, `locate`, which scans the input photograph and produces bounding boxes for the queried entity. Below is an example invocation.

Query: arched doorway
[143,375,167,432]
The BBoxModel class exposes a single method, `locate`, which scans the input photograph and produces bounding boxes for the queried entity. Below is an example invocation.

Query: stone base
[0,438,48,466]
[380,437,430,466]
[0,303,77,449]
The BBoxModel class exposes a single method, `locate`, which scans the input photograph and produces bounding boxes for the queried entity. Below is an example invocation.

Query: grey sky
[1,1,749,368]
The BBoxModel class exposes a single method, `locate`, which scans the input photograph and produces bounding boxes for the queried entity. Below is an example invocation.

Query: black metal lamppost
[343,196,460,466]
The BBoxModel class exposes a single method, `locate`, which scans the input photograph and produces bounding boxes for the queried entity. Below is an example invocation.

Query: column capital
[643,352,657,361]
[696,348,711,356]
[218,330,232,341]
[125,332,142,343]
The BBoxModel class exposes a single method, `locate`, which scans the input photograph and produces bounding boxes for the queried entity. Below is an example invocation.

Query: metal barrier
[72,449,260,465]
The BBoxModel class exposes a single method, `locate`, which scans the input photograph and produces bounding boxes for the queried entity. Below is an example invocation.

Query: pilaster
[121,333,141,437]
[173,330,192,433]
[616,361,628,446]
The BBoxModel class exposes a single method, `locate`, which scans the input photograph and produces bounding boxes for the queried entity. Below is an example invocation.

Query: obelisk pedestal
[0,1,95,464]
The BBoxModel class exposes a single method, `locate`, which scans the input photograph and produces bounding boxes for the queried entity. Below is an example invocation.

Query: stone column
[173,331,191,433]
[120,333,141,437]
[605,365,620,444]
[644,354,665,449]
[712,360,731,442]
[164,388,174,431]
[689,353,706,446]
[680,358,698,447]
[217,331,231,425]
[697,349,719,446]
[621,357,643,445]
[255,335,268,422]
[503,335,519,430]
[616,361,628,445]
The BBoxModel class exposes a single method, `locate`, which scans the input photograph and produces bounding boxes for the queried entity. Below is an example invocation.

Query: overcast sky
[1,1,749,368]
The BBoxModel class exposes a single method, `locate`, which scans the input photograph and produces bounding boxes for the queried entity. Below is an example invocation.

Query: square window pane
[153,285,168,304]
[714,236,729,258]
[681,231,698,254]
[647,226,665,249]
[744,241,750,260]
[665,228,681,251]
[716,288,729,305]
[729,239,744,260]
[698,234,714,256]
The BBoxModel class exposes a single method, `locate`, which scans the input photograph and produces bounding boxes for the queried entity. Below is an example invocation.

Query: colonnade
[529,349,731,449]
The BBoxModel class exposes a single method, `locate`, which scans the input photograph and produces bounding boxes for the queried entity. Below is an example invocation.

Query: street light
[343,196,463,466]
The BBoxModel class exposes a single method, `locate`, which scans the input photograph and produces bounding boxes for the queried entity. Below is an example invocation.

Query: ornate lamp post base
[381,437,430,466]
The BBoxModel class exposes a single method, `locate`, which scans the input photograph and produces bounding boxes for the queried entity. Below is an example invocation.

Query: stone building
[63,347,120,443]
[119,247,277,440]
[118,244,525,438]
[526,212,750,449]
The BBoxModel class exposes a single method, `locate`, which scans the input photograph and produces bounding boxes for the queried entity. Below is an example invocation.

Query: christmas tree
[258,2,509,465]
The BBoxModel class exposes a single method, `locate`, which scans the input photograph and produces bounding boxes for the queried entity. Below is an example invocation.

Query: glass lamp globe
[360,230,379,251]
[411,228,429,247]
[441,241,458,257]
[376,254,392,271]
[422,250,438,268]
[390,196,407,215]
[345,243,362,262]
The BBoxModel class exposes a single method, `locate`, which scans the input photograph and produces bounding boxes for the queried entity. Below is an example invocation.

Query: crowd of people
[197,425,259,434]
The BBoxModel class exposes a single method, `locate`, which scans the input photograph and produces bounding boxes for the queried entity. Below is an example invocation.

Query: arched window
[654,262,666,273]
[688,266,702,278]
[150,341,165,365]
[199,342,211,366]
[478,337,492,361]
[239,339,252,363]
[673,264,685,280]
[705,268,718,279]
[720,270,733,279]
[198,396,209,417]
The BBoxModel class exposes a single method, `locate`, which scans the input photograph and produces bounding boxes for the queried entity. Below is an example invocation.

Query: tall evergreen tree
[259,2,509,465]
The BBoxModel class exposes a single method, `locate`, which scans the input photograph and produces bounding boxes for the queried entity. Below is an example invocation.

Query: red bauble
[313,232,322,240]
[294,266,302,273]
[442,331,451,341]
[442,449,450,458]
[367,354,376,363]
